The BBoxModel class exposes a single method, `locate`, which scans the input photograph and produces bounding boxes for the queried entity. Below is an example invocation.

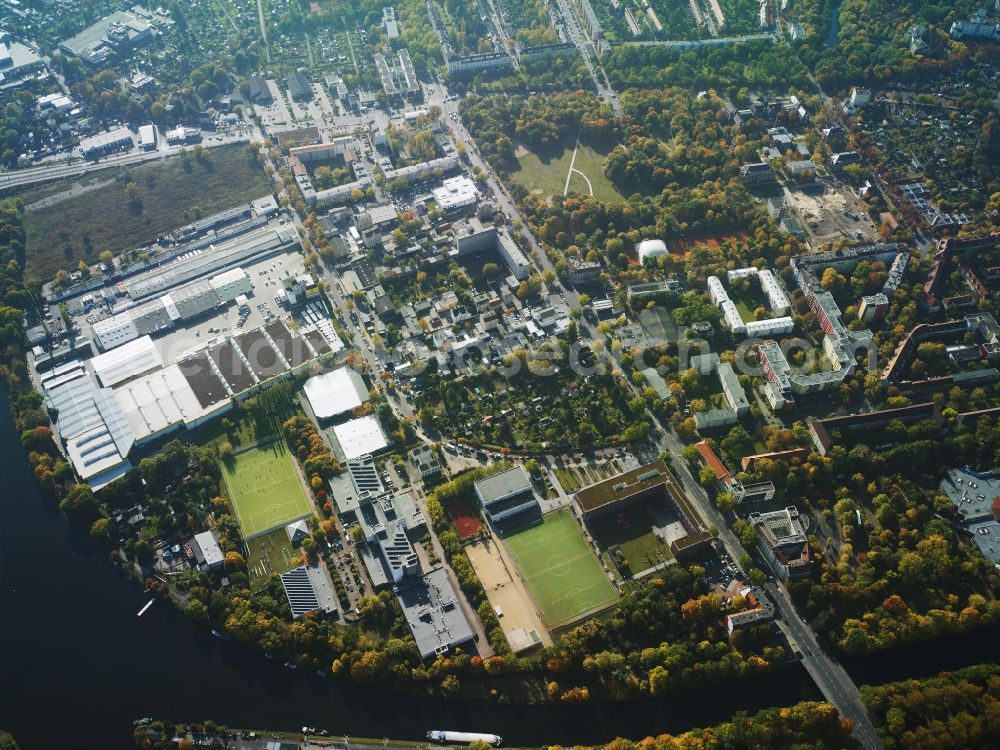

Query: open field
[588,502,673,574]
[247,527,299,590]
[512,141,624,204]
[465,536,553,651]
[221,440,313,540]
[20,144,271,281]
[501,508,618,628]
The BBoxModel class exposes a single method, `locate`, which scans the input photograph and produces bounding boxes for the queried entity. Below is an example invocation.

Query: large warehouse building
[44,319,344,489]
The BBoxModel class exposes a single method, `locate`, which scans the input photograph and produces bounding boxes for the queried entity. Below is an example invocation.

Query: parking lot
[115,248,308,363]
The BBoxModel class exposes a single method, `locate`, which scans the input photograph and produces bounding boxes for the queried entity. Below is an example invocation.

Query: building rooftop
[940,468,1000,524]
[575,459,670,514]
[280,564,338,619]
[331,416,389,461]
[89,335,163,387]
[303,367,368,420]
[474,466,532,504]
[396,567,475,660]
[193,529,224,569]
[750,506,808,547]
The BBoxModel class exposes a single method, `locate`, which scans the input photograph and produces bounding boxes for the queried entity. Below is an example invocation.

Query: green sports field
[503,508,619,628]
[221,441,313,540]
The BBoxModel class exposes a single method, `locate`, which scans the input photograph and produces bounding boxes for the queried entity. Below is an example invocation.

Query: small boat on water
[427,731,502,746]
[136,599,155,617]
[285,661,297,669]
[211,629,230,641]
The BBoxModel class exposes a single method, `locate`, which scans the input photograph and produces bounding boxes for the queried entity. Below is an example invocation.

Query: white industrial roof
[90,335,163,387]
[210,267,249,289]
[303,367,368,419]
[194,530,224,568]
[432,175,479,210]
[332,416,389,460]
[113,363,208,442]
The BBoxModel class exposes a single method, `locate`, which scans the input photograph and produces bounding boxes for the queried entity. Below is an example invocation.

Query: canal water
[0,384,995,748]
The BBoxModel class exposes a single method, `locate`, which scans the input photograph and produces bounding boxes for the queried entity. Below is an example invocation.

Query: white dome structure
[637,239,669,262]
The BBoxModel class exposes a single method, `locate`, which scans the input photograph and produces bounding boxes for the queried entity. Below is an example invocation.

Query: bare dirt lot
[465,536,553,653]
[783,180,878,247]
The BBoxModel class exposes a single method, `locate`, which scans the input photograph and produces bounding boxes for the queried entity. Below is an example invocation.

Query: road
[646,423,881,748]
[0,131,252,191]
[550,0,620,114]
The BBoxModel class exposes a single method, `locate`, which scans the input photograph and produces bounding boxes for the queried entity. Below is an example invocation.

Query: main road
[649,422,882,749]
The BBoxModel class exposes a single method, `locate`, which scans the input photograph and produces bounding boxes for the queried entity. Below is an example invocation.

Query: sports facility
[221,440,313,540]
[501,508,618,629]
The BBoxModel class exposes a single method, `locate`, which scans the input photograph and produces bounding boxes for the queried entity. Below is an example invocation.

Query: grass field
[588,503,673,574]
[502,508,618,628]
[20,144,271,281]
[221,440,313,540]
[512,141,625,204]
[247,527,298,590]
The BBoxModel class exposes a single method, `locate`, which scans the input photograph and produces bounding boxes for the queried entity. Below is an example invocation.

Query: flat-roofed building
[78,126,133,158]
[474,466,537,523]
[749,506,812,579]
[396,567,475,660]
[59,8,154,66]
[432,175,479,211]
[331,415,389,461]
[137,123,156,150]
[191,529,224,570]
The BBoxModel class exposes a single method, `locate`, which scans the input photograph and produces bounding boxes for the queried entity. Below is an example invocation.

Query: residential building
[566,257,602,285]
[740,162,777,184]
[858,292,889,323]
[725,587,775,634]
[411,444,442,480]
[829,151,863,171]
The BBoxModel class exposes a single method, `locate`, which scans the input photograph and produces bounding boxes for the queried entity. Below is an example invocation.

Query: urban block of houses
[725,587,775,634]
[688,352,750,431]
[808,402,942,456]
[574,460,713,559]
[707,273,794,339]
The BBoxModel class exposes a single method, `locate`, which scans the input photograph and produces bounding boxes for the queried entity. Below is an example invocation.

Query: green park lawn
[20,144,271,281]
[512,141,625,204]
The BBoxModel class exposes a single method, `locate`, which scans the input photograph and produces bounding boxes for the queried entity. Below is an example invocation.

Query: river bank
[2,380,999,749]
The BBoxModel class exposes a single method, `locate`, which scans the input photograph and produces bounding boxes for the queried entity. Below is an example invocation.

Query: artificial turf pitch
[221,441,312,540]
[502,508,618,628]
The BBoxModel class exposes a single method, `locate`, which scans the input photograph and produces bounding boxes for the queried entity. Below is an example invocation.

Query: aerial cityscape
[0,0,999,748]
